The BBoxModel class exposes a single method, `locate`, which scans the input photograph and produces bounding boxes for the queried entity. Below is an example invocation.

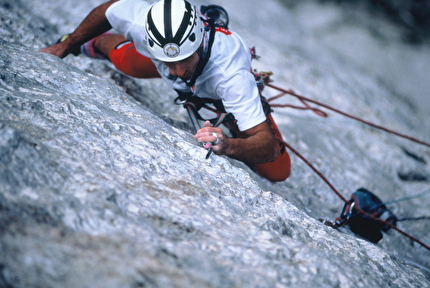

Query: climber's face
[163,51,200,82]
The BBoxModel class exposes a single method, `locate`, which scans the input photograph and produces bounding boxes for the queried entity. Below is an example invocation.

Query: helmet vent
[189,33,195,42]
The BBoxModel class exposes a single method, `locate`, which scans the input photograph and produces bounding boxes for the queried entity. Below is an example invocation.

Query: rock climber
[39,0,291,181]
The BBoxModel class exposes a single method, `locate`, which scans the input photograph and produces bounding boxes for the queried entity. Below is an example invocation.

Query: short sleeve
[106,0,150,41]
[217,70,266,131]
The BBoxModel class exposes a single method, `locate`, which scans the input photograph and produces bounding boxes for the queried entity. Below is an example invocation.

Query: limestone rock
[1,0,430,287]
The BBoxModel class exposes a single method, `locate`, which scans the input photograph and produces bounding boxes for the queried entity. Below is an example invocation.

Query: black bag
[340,188,397,243]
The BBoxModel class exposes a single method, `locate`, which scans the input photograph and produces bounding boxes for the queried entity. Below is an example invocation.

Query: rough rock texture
[1,0,430,287]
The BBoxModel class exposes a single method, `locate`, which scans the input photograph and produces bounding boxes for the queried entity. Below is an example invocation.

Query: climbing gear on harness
[336,188,398,243]
[145,0,205,62]
[200,4,229,29]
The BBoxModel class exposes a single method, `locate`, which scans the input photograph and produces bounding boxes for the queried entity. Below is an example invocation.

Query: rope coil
[261,74,430,148]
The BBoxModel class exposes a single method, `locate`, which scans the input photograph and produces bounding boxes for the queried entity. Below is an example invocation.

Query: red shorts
[254,113,291,182]
[109,41,161,79]
[109,42,291,181]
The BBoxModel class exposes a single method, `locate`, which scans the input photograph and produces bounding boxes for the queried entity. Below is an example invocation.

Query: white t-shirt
[106,0,266,131]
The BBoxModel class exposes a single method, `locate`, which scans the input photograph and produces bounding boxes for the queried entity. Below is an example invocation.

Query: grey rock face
[1,0,430,287]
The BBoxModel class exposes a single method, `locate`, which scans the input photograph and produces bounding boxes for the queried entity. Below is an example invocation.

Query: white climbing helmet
[145,0,204,62]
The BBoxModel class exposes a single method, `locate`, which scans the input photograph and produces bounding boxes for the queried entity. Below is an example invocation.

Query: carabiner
[346,202,355,220]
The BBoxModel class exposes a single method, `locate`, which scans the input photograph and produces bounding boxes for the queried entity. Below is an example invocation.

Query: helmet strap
[185,18,215,87]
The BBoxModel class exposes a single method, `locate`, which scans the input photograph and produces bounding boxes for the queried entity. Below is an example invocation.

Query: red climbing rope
[265,81,430,148]
[282,140,430,252]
